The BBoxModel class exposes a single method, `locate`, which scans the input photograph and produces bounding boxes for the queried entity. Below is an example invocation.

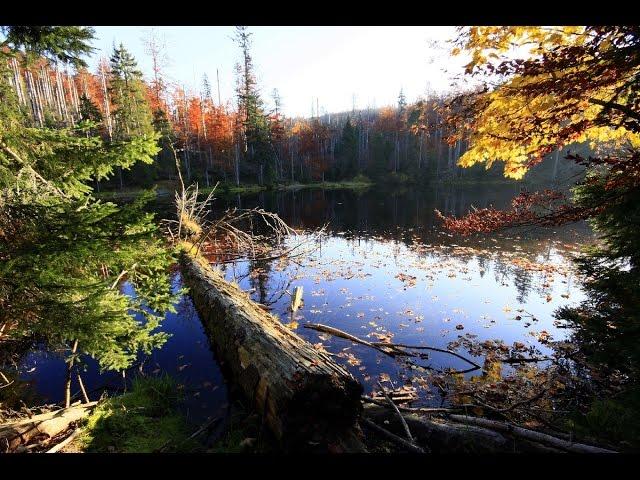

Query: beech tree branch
[588,98,640,123]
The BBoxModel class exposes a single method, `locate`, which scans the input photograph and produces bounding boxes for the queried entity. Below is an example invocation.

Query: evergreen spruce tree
[108,43,155,141]
[108,43,157,186]
[234,26,277,185]
[201,73,212,102]
[79,93,103,124]
[335,118,358,179]
[0,27,175,380]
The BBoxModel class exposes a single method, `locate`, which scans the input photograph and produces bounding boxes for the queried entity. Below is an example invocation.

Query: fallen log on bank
[180,252,364,452]
[364,404,618,453]
[363,404,562,453]
[446,415,617,454]
[0,401,97,452]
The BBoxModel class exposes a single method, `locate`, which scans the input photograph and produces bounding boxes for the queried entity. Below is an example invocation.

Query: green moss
[200,183,267,196]
[277,178,373,191]
[76,375,202,453]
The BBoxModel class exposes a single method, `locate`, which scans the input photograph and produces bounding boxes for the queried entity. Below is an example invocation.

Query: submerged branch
[360,417,427,453]
[304,323,482,373]
[377,381,414,442]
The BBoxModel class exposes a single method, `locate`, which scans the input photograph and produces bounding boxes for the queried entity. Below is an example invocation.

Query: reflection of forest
[207,186,591,306]
[207,185,591,242]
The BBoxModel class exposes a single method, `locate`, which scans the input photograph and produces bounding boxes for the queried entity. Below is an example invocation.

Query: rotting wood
[0,402,97,452]
[364,404,519,453]
[46,427,82,453]
[180,252,364,452]
[447,414,617,454]
[362,396,456,413]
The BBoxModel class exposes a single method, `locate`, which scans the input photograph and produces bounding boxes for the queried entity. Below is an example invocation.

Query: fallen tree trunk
[363,404,517,453]
[363,405,597,453]
[180,253,364,452]
[363,405,619,453]
[447,415,617,454]
[0,402,97,452]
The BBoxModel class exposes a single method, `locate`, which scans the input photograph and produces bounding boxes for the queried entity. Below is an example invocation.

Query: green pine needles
[0,27,176,374]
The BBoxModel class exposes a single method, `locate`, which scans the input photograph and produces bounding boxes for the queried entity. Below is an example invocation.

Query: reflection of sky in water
[12,185,593,413]
[220,230,587,405]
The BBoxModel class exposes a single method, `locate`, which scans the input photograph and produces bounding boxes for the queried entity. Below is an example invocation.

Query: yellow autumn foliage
[455,26,640,179]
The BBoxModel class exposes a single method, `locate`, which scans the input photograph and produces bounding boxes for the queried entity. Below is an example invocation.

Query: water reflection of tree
[512,267,534,303]
[249,258,271,306]
[208,186,589,311]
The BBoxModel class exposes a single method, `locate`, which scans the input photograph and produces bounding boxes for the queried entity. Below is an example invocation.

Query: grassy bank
[70,376,202,453]
[277,179,373,191]
[95,177,374,200]
[200,183,266,195]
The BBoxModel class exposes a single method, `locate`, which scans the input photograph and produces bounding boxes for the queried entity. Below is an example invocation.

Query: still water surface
[15,185,592,424]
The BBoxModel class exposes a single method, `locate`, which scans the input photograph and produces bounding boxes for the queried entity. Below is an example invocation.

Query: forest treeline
[4,27,581,190]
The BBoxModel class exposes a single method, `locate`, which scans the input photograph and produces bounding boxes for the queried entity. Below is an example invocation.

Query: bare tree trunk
[100,64,113,140]
[234,142,240,186]
[418,131,423,170]
[64,340,79,408]
[552,148,560,181]
[77,373,90,403]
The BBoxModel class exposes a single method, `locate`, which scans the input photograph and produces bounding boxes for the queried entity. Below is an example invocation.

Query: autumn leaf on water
[312,342,327,353]
[395,273,417,288]
[371,331,394,343]
[538,331,552,343]
[347,355,362,366]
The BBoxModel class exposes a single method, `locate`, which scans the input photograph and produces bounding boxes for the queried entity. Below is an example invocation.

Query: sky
[88,26,467,118]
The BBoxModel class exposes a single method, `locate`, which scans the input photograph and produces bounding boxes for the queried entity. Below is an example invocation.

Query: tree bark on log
[180,253,364,452]
[0,402,97,452]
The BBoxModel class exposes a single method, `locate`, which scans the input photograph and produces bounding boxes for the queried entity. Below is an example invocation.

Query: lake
[11,184,593,427]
